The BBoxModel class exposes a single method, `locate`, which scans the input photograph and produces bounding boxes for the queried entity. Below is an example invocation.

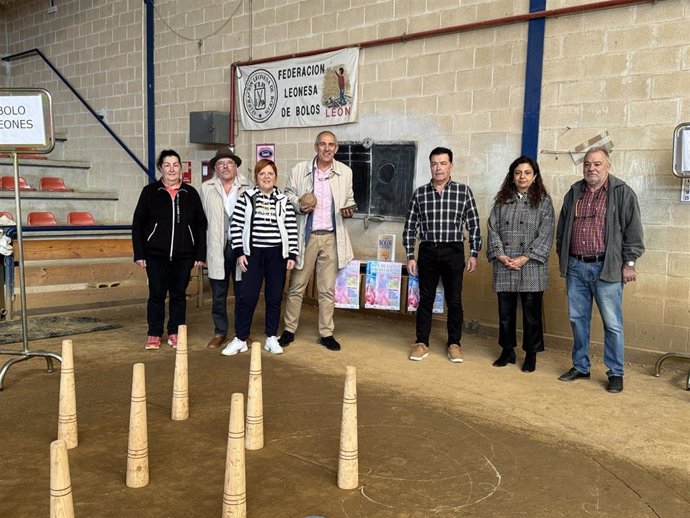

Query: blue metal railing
[2,48,153,180]
[3,225,132,239]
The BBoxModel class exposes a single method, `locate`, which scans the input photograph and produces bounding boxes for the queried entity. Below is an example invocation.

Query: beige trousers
[283,233,338,337]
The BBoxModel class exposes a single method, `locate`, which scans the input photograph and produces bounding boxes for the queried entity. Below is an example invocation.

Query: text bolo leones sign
[0,88,54,153]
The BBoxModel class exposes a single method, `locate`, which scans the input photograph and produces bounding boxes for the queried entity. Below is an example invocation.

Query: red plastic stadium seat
[1,176,36,191]
[0,211,14,221]
[39,177,74,192]
[27,211,57,226]
[67,211,95,225]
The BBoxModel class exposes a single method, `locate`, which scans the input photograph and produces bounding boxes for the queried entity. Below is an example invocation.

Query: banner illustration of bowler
[237,48,359,130]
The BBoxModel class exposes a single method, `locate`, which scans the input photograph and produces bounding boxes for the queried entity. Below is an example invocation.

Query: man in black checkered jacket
[403,146,482,364]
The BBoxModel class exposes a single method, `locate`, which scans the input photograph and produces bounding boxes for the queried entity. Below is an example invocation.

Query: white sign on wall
[237,48,359,130]
[0,89,54,152]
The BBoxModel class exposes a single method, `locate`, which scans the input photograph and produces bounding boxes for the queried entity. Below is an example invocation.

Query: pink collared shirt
[164,183,180,199]
[312,166,334,231]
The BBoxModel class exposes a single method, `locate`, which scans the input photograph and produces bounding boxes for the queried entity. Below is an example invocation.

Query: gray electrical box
[189,111,230,144]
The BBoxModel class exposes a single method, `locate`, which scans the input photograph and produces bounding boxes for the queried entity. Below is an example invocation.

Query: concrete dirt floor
[1,300,689,517]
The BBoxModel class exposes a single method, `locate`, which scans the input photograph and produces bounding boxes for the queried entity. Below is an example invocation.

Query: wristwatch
[626,261,635,267]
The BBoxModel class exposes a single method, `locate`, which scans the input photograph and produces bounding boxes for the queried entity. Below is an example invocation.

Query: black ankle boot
[522,352,537,372]
[492,348,516,367]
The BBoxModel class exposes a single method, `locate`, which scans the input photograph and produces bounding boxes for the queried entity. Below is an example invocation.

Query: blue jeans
[566,257,624,377]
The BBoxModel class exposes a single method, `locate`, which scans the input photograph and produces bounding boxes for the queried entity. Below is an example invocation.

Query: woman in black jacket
[132,149,207,350]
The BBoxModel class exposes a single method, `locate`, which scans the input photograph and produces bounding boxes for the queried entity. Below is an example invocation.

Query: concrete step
[0,157,91,191]
[0,132,129,225]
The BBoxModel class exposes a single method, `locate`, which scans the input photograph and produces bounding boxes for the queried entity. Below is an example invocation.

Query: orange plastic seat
[39,177,73,192]
[67,211,95,225]
[0,211,14,221]
[27,211,57,226]
[1,176,36,191]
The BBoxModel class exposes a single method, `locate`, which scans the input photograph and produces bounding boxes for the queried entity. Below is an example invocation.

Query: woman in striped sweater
[222,159,299,356]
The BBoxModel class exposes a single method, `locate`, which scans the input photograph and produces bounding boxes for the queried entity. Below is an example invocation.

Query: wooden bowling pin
[50,439,75,518]
[171,324,189,421]
[222,393,246,518]
[245,342,264,450]
[57,339,78,449]
[126,362,149,488]
[337,366,358,489]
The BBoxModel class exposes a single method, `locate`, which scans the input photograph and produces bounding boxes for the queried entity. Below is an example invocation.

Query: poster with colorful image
[364,261,402,311]
[334,260,361,309]
[406,276,444,313]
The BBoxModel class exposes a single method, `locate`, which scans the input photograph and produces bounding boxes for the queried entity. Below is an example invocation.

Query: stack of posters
[334,260,361,309]
[406,276,445,313]
[364,261,402,311]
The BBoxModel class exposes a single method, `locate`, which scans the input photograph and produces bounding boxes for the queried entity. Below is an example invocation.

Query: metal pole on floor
[0,152,62,390]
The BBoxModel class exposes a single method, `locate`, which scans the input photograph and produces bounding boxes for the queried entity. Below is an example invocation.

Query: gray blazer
[487,194,555,292]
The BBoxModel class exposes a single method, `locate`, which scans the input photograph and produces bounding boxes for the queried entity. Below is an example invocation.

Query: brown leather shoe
[207,335,226,349]
[409,343,429,361]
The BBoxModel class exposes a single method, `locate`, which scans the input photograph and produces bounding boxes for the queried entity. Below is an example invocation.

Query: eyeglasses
[316,169,335,181]
[216,160,236,168]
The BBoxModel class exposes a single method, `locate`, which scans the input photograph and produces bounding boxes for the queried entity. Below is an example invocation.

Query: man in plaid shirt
[556,147,644,393]
[403,147,482,363]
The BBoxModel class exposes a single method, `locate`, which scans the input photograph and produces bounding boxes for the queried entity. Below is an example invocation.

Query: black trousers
[497,291,545,353]
[416,242,465,347]
[235,246,287,340]
[145,256,194,337]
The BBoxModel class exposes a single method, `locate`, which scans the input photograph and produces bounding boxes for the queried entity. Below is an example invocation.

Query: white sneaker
[264,336,284,355]
[221,337,248,356]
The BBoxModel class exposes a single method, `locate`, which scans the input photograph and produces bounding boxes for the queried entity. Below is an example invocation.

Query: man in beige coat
[200,147,250,349]
[278,131,356,351]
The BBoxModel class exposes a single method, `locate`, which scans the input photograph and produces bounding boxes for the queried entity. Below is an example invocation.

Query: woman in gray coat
[487,156,554,372]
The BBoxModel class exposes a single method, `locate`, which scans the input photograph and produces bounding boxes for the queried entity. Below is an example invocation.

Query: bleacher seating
[67,211,95,225]
[1,176,36,191]
[39,177,74,192]
[27,211,57,226]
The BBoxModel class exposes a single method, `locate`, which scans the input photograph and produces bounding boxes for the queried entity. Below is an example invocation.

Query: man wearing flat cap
[200,147,250,350]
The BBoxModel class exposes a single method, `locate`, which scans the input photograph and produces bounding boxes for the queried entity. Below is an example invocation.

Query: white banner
[237,48,359,130]
[0,95,47,145]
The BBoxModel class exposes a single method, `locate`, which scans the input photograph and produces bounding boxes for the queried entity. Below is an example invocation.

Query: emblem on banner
[242,69,278,123]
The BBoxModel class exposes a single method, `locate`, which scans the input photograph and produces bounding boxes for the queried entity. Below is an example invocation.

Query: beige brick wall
[540,2,690,355]
[2,0,689,355]
[2,0,149,222]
